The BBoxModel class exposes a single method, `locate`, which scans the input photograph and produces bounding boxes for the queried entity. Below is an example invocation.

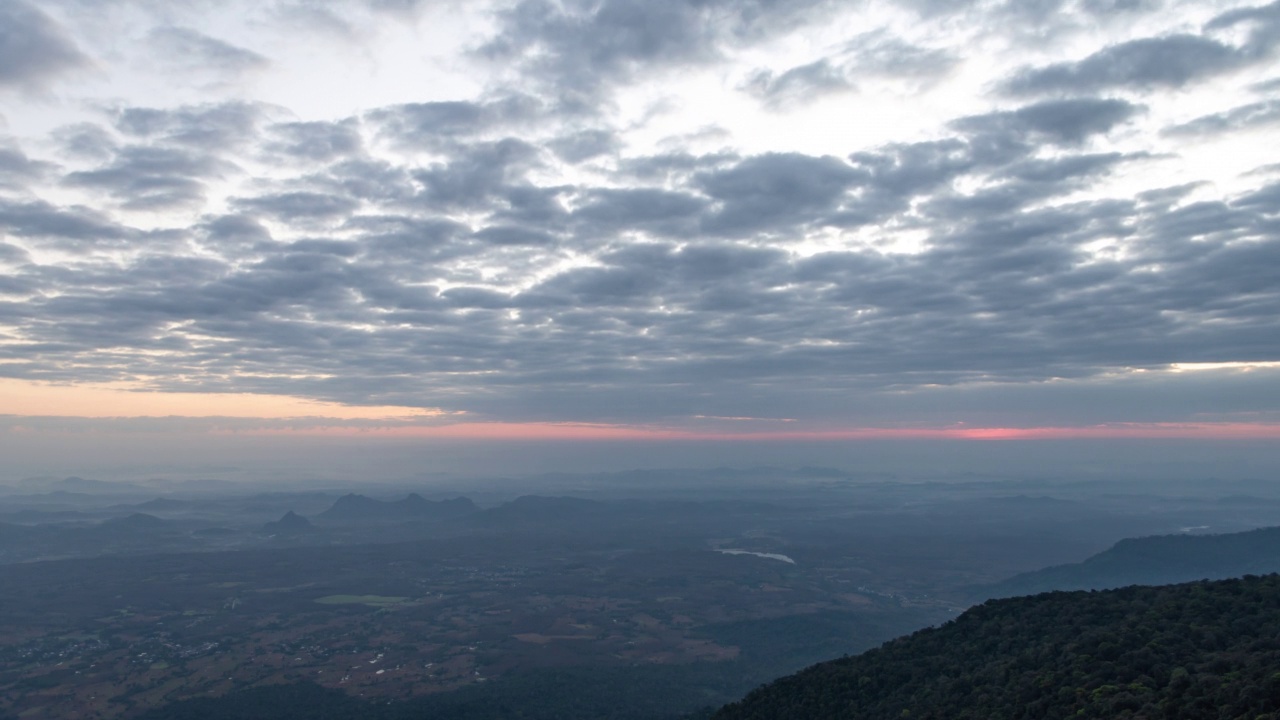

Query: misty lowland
[4,469,1280,719]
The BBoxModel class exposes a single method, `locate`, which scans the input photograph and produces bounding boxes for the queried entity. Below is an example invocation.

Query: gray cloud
[232,191,359,222]
[411,138,542,210]
[742,59,852,109]
[480,0,717,99]
[952,98,1140,145]
[617,150,740,183]
[263,119,362,162]
[0,241,29,263]
[472,225,556,246]
[697,153,864,236]
[2,2,1279,432]
[479,0,835,103]
[64,145,232,210]
[0,0,86,90]
[361,0,440,16]
[531,264,662,307]
[148,26,269,78]
[51,123,117,161]
[740,32,954,110]
[366,95,542,149]
[0,198,135,248]
[197,213,273,252]
[1004,152,1130,183]
[2,143,1277,424]
[1205,0,1280,58]
[1004,35,1243,95]
[1079,0,1162,14]
[0,81,1263,424]
[0,144,57,188]
[1163,99,1280,137]
[572,188,707,238]
[838,31,956,80]
[114,102,263,149]
[547,129,620,163]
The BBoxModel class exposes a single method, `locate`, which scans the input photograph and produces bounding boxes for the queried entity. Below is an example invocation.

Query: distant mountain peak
[261,510,315,536]
[278,510,312,527]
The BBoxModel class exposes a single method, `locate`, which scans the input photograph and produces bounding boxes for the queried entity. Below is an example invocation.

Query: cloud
[696,152,864,236]
[197,213,273,251]
[1004,35,1244,95]
[1163,99,1280,137]
[0,144,57,188]
[572,188,707,238]
[366,95,542,149]
[838,31,956,80]
[0,65,1260,428]
[531,264,661,307]
[472,225,556,246]
[547,129,620,163]
[263,119,363,163]
[952,98,1141,145]
[63,145,232,210]
[1205,0,1280,58]
[479,0,835,103]
[2,147,1277,425]
[410,138,543,210]
[232,191,359,222]
[0,240,29,263]
[0,0,87,91]
[114,102,264,149]
[0,198,136,248]
[0,0,1278,437]
[148,26,269,79]
[740,32,954,109]
[51,123,116,161]
[741,59,853,109]
[1078,0,1162,14]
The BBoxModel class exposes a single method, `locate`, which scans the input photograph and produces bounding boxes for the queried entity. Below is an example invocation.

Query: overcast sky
[1,0,1279,480]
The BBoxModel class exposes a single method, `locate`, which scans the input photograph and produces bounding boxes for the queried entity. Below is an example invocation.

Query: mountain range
[315,493,478,524]
[982,525,1280,599]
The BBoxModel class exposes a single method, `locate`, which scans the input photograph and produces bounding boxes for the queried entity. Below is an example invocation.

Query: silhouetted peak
[277,511,312,529]
[261,510,316,535]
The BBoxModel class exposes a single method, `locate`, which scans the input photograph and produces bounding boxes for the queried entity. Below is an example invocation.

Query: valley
[3,470,1278,719]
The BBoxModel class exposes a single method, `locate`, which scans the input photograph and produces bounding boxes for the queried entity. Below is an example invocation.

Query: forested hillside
[712,574,1280,720]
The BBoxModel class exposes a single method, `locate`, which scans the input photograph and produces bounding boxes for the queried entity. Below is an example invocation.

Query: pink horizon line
[223,421,1280,441]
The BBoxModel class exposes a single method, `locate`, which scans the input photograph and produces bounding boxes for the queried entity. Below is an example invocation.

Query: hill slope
[712,574,1280,720]
[984,525,1280,598]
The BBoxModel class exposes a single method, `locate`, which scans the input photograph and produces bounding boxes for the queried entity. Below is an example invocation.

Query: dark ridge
[711,574,1280,720]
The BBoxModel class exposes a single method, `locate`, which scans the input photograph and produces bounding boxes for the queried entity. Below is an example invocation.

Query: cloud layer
[0,0,1278,434]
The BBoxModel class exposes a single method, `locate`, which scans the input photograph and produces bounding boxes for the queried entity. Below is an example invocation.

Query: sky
[1,0,1279,481]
